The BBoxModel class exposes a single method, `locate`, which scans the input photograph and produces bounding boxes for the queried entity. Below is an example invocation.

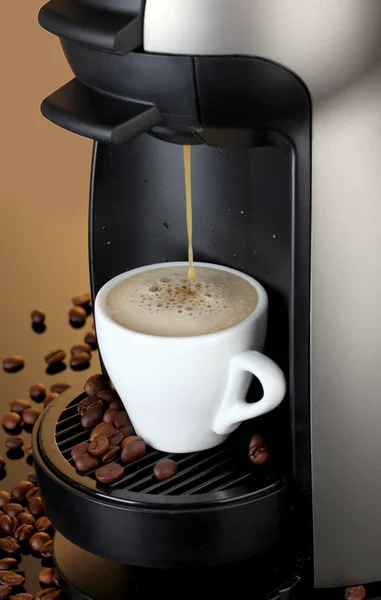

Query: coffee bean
[0,515,17,536]
[2,356,24,373]
[39,568,54,585]
[3,504,23,517]
[69,306,87,325]
[153,459,178,481]
[0,538,20,555]
[12,594,33,600]
[78,395,104,415]
[113,411,130,430]
[0,585,11,600]
[70,344,91,357]
[97,390,119,404]
[52,569,60,587]
[43,393,58,408]
[101,446,121,464]
[30,532,51,553]
[22,408,40,426]
[84,374,109,396]
[109,400,124,411]
[71,442,90,460]
[17,512,35,526]
[74,453,100,473]
[95,462,124,484]
[102,409,119,424]
[9,399,31,414]
[345,586,366,600]
[25,487,39,501]
[44,350,66,366]
[70,352,90,370]
[0,492,11,508]
[12,481,35,503]
[0,572,24,588]
[108,430,123,446]
[72,292,91,307]
[31,310,45,324]
[29,384,46,402]
[27,472,37,485]
[35,517,52,532]
[50,383,71,394]
[120,436,141,449]
[5,438,23,451]
[24,446,33,458]
[14,524,35,543]
[89,422,115,441]
[1,413,21,431]
[81,406,104,430]
[0,458,5,472]
[88,436,109,457]
[36,588,61,600]
[40,539,53,559]
[28,497,44,517]
[84,331,97,350]
[248,434,271,465]
[0,560,18,572]
[119,424,134,438]
[121,441,146,464]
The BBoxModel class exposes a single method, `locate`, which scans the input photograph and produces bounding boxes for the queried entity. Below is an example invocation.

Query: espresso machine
[34,0,381,598]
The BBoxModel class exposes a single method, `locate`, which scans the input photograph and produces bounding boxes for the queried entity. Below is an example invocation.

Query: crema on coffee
[106,265,258,337]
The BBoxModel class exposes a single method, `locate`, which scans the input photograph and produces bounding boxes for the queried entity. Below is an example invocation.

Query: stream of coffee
[183,145,196,283]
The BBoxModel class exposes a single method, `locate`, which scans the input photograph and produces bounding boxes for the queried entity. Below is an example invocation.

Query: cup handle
[213,350,287,435]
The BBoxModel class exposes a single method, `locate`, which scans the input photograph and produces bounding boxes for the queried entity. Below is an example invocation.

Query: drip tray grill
[33,386,288,568]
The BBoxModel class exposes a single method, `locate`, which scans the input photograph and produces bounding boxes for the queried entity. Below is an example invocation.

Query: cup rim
[94,262,268,343]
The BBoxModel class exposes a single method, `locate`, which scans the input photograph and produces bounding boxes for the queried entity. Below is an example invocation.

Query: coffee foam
[106,266,259,337]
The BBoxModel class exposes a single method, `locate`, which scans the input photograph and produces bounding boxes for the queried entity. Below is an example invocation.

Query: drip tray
[33,387,288,569]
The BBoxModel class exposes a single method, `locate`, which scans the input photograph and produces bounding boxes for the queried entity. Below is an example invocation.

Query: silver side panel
[144,0,381,589]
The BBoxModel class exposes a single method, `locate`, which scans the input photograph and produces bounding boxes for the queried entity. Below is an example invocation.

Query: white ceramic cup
[94,262,286,453]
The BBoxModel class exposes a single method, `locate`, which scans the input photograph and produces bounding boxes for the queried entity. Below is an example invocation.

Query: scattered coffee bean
[78,395,104,415]
[121,441,146,464]
[0,585,12,600]
[97,389,119,404]
[70,352,91,370]
[29,384,46,402]
[39,568,54,585]
[12,481,35,503]
[43,393,58,408]
[85,374,109,396]
[248,434,271,465]
[0,515,17,536]
[2,356,24,373]
[345,585,366,600]
[31,310,45,324]
[0,572,25,588]
[28,497,44,517]
[50,382,71,394]
[70,344,91,357]
[0,492,11,508]
[35,517,52,532]
[3,504,23,517]
[72,292,91,307]
[0,559,18,571]
[14,524,35,544]
[24,446,32,458]
[153,459,179,481]
[22,408,41,426]
[40,539,53,559]
[36,588,61,600]
[120,436,141,449]
[89,422,115,441]
[101,446,121,464]
[5,438,23,451]
[12,594,33,600]
[103,409,119,424]
[84,331,97,349]
[17,512,35,526]
[71,442,90,460]
[44,350,66,366]
[89,436,109,457]
[119,424,134,438]
[25,487,39,501]
[0,538,20,555]
[52,569,60,587]
[69,306,87,325]
[95,462,124,484]
[114,411,129,429]
[0,458,5,472]
[1,413,21,431]
[9,399,31,414]
[30,532,51,553]
[27,472,37,485]
[74,453,100,473]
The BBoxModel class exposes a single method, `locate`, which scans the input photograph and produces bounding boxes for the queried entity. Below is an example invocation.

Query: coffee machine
[34,0,381,597]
